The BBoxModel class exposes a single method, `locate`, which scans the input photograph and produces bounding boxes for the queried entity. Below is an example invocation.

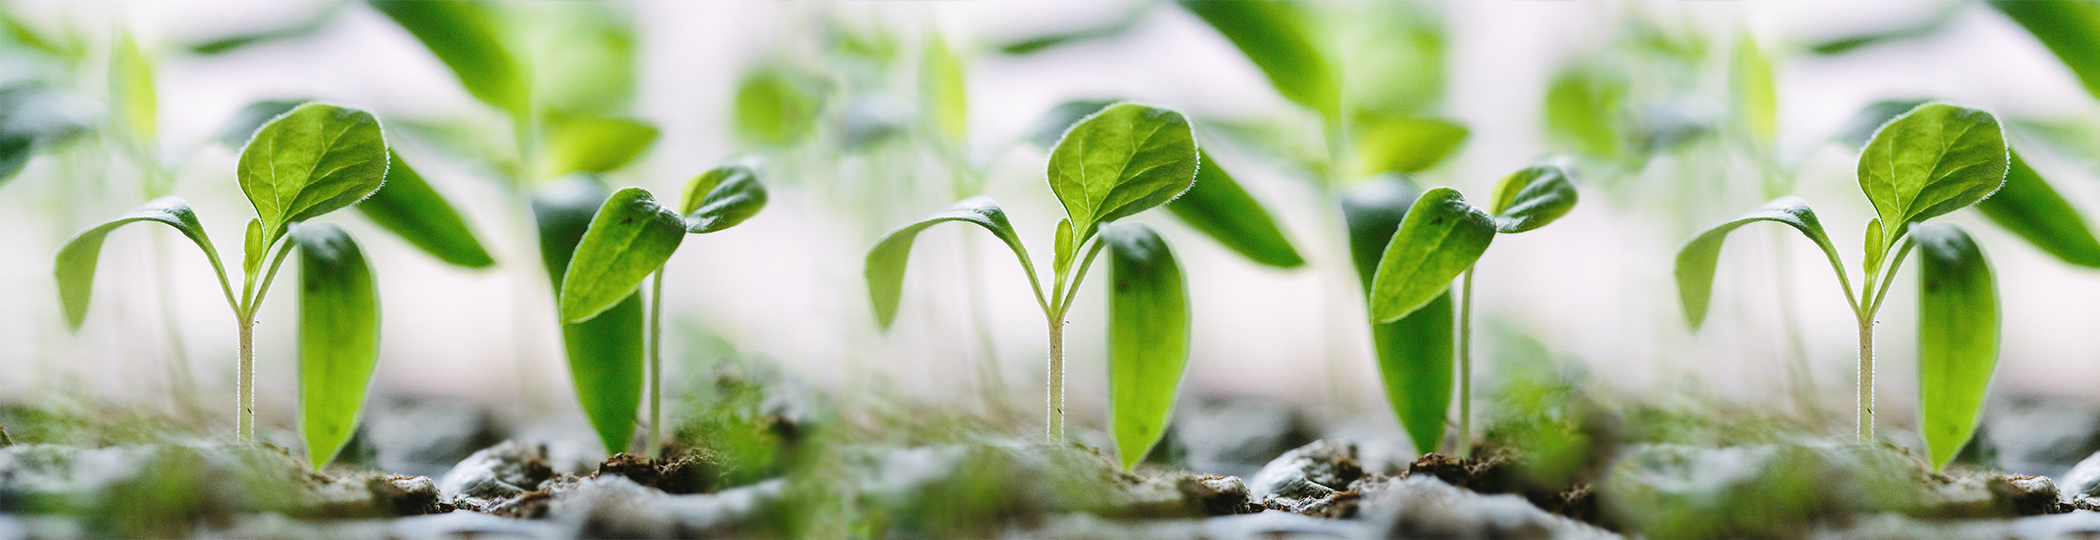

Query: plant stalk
[1856,314,1875,441]
[1047,315,1066,440]
[647,271,665,458]
[237,313,255,442]
[1458,270,1476,459]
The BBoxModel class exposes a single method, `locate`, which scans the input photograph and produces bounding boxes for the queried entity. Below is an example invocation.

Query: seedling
[554,164,768,456]
[1676,102,2006,469]
[1364,159,1580,457]
[866,102,1197,469]
[55,103,389,469]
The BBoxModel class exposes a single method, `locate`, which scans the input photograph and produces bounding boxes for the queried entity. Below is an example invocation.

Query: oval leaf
[559,187,687,323]
[1368,187,1495,323]
[1178,0,1337,118]
[1973,151,2100,267]
[291,223,380,470]
[681,164,769,234]
[1857,103,2008,233]
[238,103,390,234]
[532,178,645,455]
[373,0,528,119]
[1675,196,1852,330]
[55,196,229,330]
[1100,223,1190,470]
[866,197,1041,330]
[1340,176,1454,455]
[1487,159,1580,234]
[358,151,495,268]
[1913,223,1999,470]
[546,117,660,176]
[1164,149,1304,268]
[1046,103,1200,236]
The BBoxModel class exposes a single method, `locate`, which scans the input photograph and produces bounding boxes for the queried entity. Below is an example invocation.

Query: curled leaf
[1487,159,1579,234]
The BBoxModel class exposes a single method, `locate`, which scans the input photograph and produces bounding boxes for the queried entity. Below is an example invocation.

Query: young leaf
[1992,0,2100,100]
[1352,116,1469,176]
[1487,160,1579,234]
[359,151,495,268]
[1341,176,1454,455]
[532,178,644,454]
[734,67,823,147]
[545,117,659,176]
[1912,224,1999,470]
[1973,152,2100,267]
[237,103,390,235]
[372,0,529,119]
[1675,196,1852,330]
[1368,187,1495,323]
[559,187,687,324]
[1100,223,1190,470]
[866,197,1043,330]
[1733,33,1778,142]
[1164,150,1304,268]
[55,197,231,330]
[111,32,156,143]
[1544,68,1627,160]
[1046,103,1200,236]
[290,223,380,470]
[1857,103,2008,235]
[922,35,968,141]
[680,164,769,234]
[1178,0,1338,118]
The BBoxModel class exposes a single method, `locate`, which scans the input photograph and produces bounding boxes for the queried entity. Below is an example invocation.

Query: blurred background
[3,0,2098,449]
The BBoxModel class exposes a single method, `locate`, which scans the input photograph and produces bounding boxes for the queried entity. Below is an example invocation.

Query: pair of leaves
[558,165,769,325]
[1341,177,1455,455]
[1368,160,1580,323]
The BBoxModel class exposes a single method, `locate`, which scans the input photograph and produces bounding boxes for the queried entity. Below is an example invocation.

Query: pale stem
[1458,270,1476,459]
[648,271,665,458]
[1857,314,1875,442]
[237,313,255,442]
[1047,315,1066,440]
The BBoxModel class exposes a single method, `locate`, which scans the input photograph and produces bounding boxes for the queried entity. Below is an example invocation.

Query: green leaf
[1809,7,1958,55]
[532,178,643,454]
[1733,33,1777,142]
[1178,0,1337,118]
[1352,116,1468,176]
[526,5,638,119]
[215,99,309,147]
[1974,151,2100,267]
[545,117,659,176]
[866,197,1042,330]
[734,67,823,147]
[1675,196,1852,330]
[1025,99,1118,149]
[237,103,390,236]
[372,0,528,119]
[111,32,155,143]
[1487,160,1580,234]
[189,4,341,55]
[680,164,768,234]
[358,151,495,268]
[290,223,380,470]
[1912,223,1999,471]
[1368,187,1495,323]
[1341,176,1453,456]
[1165,150,1303,268]
[922,35,968,140]
[1992,0,2100,100]
[997,5,1149,55]
[559,187,687,323]
[55,197,231,330]
[1834,99,1930,149]
[1046,103,1200,236]
[1100,223,1190,470]
[1857,103,2009,237]
[1544,67,1627,159]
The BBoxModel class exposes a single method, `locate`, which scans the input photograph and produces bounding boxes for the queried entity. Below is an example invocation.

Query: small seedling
[1677,102,2006,469]
[55,103,389,469]
[866,102,1197,469]
[1365,158,1581,457]
[554,164,768,456]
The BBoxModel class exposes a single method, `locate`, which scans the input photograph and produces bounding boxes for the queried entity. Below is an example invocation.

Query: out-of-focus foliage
[735,67,826,148]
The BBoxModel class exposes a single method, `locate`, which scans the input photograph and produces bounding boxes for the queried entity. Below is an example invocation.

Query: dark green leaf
[1046,103,1200,237]
[290,223,380,470]
[680,164,768,234]
[1178,0,1337,118]
[1974,152,2100,267]
[1913,223,1999,470]
[559,187,687,323]
[237,103,390,236]
[1487,160,1580,234]
[1675,196,1851,330]
[1858,103,2008,236]
[1165,149,1303,268]
[1352,116,1467,175]
[1368,187,1495,323]
[358,151,494,268]
[1992,0,2100,100]
[545,117,658,176]
[1834,99,1930,149]
[55,197,231,330]
[1100,223,1190,470]
[532,178,644,455]
[1341,176,1453,456]
[1025,99,1117,149]
[734,67,823,147]
[866,197,1041,330]
[372,0,529,118]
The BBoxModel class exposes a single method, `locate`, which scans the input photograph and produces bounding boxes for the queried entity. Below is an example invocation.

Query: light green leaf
[866,197,1043,330]
[1857,103,2008,237]
[1046,103,1200,236]
[1100,223,1190,470]
[1675,196,1852,330]
[111,32,155,143]
[1974,151,2100,267]
[237,103,390,236]
[923,35,968,140]
[1544,67,1627,159]
[290,223,380,470]
[545,117,659,176]
[1352,116,1468,176]
[1487,159,1579,234]
[55,197,231,330]
[359,151,495,268]
[1913,223,1999,471]
[532,178,644,454]
[1369,187,1495,323]
[1992,0,2100,100]
[1178,0,1337,118]
[1165,149,1304,268]
[680,164,768,234]
[1733,33,1777,142]
[1341,176,1453,455]
[372,0,529,119]
[734,67,823,147]
[526,5,638,119]
[244,218,268,277]
[559,187,687,323]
